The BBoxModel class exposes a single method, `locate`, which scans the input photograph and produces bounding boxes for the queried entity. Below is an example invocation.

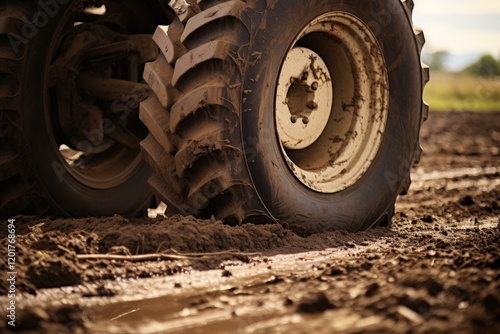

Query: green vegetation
[422,52,500,112]
[424,71,500,112]
[464,54,500,77]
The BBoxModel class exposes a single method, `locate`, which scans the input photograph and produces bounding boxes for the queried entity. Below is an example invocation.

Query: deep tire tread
[152,18,187,64]
[173,123,240,178]
[172,39,235,87]
[181,0,250,49]
[185,159,241,210]
[141,0,257,223]
[170,0,254,223]
[139,96,175,154]
[143,56,177,109]
[169,84,238,131]
[0,2,34,217]
[141,134,185,195]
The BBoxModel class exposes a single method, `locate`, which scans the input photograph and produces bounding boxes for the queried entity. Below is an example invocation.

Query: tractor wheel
[141,0,429,231]
[0,0,172,218]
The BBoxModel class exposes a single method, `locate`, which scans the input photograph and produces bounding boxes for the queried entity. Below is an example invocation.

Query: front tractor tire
[141,0,429,231]
[0,0,173,218]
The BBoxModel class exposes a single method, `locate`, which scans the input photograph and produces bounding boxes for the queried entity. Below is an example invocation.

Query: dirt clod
[297,292,336,313]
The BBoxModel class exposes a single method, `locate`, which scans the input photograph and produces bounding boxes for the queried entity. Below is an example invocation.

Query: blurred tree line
[424,50,449,71]
[464,55,500,77]
[425,51,500,77]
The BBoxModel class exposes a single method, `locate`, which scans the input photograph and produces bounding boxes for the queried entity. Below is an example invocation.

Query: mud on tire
[0,0,175,218]
[141,0,429,230]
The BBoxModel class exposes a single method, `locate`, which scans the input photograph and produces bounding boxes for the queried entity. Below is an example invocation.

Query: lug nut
[290,115,297,123]
[306,101,318,110]
[302,117,309,124]
[311,82,319,91]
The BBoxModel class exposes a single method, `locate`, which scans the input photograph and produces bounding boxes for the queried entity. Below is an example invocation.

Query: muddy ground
[1,111,499,333]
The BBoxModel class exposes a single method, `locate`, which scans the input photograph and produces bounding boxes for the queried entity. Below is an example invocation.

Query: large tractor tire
[0,0,173,218]
[141,0,429,231]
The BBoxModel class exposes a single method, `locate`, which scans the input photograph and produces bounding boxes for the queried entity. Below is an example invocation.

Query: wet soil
[1,112,499,333]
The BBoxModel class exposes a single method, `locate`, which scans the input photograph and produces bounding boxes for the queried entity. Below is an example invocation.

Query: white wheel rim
[275,12,389,193]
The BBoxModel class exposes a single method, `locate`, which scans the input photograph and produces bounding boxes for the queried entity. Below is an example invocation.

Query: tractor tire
[0,0,172,218]
[141,0,429,231]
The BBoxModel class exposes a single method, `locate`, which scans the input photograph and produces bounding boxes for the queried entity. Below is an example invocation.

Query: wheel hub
[276,47,332,150]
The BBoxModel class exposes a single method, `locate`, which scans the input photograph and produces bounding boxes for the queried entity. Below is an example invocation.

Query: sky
[413,0,500,70]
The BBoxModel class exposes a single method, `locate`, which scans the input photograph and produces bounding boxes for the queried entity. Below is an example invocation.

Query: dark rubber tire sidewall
[241,0,422,231]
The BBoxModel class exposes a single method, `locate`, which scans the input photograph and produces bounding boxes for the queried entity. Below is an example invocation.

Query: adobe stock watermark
[5,219,17,328]
[8,0,72,54]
